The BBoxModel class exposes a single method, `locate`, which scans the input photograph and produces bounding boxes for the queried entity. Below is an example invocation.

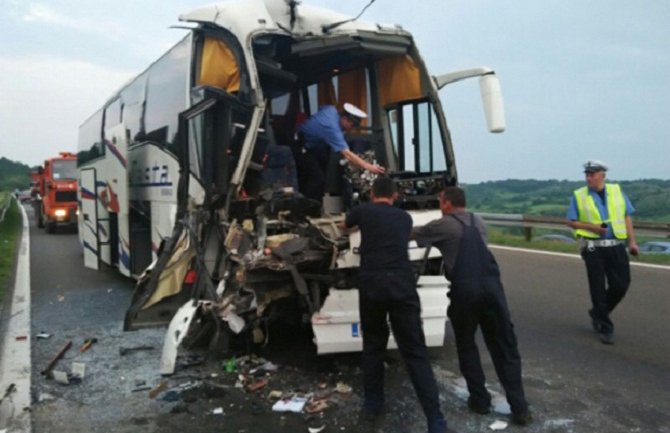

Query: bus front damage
[120,0,503,373]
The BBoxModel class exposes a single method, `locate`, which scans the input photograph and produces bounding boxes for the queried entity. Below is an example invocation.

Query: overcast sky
[1,0,668,182]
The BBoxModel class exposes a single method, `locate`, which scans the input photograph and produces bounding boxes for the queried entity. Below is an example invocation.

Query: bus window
[104,98,122,130]
[387,100,447,174]
[145,36,191,153]
[121,73,147,143]
[77,109,104,166]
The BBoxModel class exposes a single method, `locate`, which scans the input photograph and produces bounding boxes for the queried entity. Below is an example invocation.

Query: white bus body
[77,0,504,361]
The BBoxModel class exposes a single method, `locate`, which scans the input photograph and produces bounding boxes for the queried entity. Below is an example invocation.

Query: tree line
[463,179,670,222]
[0,157,32,192]
[1,157,667,222]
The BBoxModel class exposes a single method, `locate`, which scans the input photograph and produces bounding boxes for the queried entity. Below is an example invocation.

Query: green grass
[0,193,23,303]
[488,227,670,265]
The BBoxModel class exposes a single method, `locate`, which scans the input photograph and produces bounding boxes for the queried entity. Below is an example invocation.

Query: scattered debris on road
[119,345,155,356]
[489,419,509,430]
[79,337,98,353]
[41,340,72,376]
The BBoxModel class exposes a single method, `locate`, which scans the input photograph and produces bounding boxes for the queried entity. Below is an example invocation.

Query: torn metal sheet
[141,229,195,310]
[160,301,202,375]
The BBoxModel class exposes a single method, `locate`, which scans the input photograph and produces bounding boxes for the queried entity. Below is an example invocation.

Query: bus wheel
[46,221,56,234]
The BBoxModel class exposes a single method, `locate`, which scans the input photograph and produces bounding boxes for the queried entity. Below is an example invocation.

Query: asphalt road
[24,205,670,433]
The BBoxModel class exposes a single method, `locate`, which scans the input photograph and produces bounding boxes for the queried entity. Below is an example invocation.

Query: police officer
[344,177,447,433]
[566,160,639,345]
[413,186,531,426]
[298,103,385,202]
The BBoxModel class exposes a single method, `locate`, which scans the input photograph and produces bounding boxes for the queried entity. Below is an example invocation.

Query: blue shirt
[299,105,349,153]
[566,185,635,239]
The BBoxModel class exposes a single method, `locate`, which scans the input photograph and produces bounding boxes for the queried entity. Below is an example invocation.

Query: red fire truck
[33,152,78,233]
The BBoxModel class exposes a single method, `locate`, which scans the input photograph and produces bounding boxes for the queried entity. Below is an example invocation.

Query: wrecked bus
[77,0,505,369]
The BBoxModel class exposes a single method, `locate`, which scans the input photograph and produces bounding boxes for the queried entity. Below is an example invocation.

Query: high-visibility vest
[573,183,627,239]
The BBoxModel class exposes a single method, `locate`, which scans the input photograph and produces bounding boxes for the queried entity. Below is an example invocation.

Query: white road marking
[0,203,31,433]
[489,244,670,270]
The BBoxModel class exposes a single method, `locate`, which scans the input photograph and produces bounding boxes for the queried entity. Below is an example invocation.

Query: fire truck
[33,152,79,233]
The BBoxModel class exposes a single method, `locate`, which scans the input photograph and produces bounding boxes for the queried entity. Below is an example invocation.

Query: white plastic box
[311,276,449,354]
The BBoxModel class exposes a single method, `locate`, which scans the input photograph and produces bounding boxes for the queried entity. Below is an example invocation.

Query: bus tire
[46,221,56,234]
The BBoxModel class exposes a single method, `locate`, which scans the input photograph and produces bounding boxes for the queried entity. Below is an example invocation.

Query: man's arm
[625,215,639,256]
[566,220,607,236]
[340,149,385,174]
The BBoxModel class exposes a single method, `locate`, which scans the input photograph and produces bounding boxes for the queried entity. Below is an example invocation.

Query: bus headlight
[54,209,67,218]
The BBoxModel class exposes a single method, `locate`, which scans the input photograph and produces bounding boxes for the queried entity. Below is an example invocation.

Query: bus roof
[179,0,407,41]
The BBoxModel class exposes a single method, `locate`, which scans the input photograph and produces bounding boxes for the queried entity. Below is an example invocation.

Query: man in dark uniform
[413,186,531,426]
[344,177,447,433]
[299,103,385,202]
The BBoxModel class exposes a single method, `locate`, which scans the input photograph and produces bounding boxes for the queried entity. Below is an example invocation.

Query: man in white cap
[298,103,385,202]
[566,160,639,345]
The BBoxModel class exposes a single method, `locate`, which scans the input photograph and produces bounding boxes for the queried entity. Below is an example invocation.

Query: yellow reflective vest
[573,184,627,239]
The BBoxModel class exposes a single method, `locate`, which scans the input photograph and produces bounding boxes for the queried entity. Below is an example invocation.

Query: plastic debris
[72,362,86,379]
[308,426,326,433]
[161,390,181,402]
[36,333,52,339]
[212,407,224,415]
[272,395,308,413]
[489,420,509,430]
[268,390,283,400]
[79,338,98,353]
[148,381,169,399]
[223,357,237,372]
[304,398,329,414]
[247,378,268,392]
[38,392,56,402]
[335,382,352,393]
[53,370,69,385]
[119,345,154,356]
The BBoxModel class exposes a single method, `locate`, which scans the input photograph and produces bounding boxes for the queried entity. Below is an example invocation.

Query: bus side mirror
[479,74,505,133]
[433,67,506,133]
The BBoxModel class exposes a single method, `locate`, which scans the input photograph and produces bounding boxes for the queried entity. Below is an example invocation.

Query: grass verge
[0,193,23,303]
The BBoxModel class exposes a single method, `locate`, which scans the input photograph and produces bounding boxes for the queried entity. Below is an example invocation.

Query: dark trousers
[581,244,631,334]
[358,270,445,429]
[447,279,528,415]
[296,147,329,202]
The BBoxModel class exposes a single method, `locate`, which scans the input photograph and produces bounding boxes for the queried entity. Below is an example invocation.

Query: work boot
[467,397,491,415]
[588,309,601,333]
[599,332,614,345]
[427,417,448,433]
[359,407,385,425]
[511,410,532,426]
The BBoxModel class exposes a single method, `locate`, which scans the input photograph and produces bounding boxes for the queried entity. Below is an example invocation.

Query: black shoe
[511,410,532,426]
[467,397,491,415]
[588,309,601,333]
[359,407,384,424]
[599,332,614,345]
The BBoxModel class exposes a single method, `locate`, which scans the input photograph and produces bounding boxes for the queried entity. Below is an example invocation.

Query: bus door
[103,123,131,277]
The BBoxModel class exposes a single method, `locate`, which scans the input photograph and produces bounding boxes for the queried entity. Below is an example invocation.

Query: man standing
[299,103,385,202]
[566,160,638,345]
[413,186,531,426]
[344,177,447,433]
